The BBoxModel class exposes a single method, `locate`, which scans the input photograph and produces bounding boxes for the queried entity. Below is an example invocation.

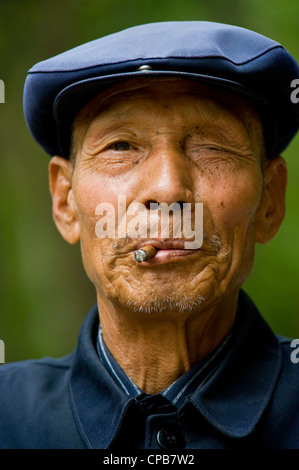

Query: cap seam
[27,44,284,74]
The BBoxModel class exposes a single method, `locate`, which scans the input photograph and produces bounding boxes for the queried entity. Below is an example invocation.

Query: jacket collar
[68,304,134,449]
[189,290,282,438]
[68,290,282,448]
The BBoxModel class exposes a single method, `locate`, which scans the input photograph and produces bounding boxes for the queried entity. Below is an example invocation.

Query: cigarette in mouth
[134,245,157,263]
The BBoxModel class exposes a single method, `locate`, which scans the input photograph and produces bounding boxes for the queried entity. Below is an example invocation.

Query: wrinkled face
[56,78,282,316]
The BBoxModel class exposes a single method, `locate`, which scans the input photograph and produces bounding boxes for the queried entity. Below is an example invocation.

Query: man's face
[55,78,280,317]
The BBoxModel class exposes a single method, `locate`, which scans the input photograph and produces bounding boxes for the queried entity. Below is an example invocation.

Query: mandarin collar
[189,290,282,438]
[68,290,282,448]
[68,304,134,449]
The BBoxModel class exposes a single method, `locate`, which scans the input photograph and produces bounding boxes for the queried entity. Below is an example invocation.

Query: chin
[124,292,206,315]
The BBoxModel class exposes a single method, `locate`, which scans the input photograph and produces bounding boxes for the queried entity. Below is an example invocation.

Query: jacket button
[156,429,182,449]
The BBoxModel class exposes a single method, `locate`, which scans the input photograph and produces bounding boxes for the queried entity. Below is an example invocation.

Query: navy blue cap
[23,21,299,158]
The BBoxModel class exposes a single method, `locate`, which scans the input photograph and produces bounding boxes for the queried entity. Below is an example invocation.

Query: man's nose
[138,141,195,208]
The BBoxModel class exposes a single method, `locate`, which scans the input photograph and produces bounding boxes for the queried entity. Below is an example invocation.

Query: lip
[134,239,200,265]
[135,239,188,251]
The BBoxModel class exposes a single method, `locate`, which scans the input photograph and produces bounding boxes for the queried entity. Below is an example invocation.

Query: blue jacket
[0,290,299,449]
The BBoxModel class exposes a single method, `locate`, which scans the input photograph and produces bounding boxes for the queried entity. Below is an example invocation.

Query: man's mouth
[133,240,200,264]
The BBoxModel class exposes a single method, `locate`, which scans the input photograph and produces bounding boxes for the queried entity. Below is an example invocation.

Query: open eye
[110,141,131,151]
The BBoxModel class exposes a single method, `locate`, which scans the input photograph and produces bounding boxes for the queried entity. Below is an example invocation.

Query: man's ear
[49,156,80,244]
[255,156,287,244]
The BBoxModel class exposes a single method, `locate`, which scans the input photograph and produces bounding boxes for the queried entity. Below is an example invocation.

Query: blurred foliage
[0,0,298,362]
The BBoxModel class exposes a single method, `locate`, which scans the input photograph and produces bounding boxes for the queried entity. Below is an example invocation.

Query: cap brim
[54,69,268,125]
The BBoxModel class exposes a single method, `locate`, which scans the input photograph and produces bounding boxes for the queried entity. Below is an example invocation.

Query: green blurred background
[1,0,299,362]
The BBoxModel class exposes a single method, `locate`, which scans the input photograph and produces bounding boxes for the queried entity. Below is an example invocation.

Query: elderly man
[1,21,299,450]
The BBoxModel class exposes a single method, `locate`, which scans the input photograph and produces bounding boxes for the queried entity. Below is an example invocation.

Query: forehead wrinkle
[84,95,251,156]
[71,77,265,162]
[77,78,185,126]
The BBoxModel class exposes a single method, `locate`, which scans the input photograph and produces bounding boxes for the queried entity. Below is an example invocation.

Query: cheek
[74,176,117,234]
[202,171,263,291]
[72,173,137,285]
[72,177,115,292]
[203,171,263,237]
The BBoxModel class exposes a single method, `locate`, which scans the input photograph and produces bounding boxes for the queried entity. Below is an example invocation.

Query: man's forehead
[77,77,261,126]
[70,77,265,163]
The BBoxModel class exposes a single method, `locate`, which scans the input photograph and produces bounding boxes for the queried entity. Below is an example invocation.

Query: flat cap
[23,21,299,159]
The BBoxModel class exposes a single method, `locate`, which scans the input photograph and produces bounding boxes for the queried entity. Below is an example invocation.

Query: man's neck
[96,294,238,394]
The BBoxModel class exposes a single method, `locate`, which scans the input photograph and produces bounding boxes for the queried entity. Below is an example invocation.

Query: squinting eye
[111,141,131,151]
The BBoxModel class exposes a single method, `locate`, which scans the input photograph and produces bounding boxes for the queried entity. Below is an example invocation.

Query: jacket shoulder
[0,354,73,397]
[0,353,85,448]
[256,334,299,448]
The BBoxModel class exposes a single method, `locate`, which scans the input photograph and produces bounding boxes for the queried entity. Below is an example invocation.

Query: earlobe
[49,156,80,244]
[255,156,287,244]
